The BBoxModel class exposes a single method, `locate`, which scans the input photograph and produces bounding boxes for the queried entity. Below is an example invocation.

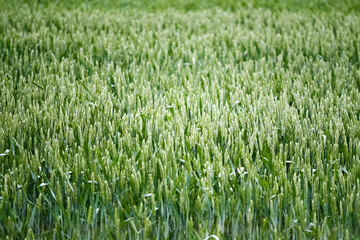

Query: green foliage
[4,0,360,13]
[0,0,360,239]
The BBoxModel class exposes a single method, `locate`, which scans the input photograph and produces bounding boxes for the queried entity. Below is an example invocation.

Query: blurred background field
[5,0,360,12]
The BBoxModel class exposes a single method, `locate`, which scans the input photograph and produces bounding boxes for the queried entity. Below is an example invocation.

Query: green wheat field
[1,0,360,239]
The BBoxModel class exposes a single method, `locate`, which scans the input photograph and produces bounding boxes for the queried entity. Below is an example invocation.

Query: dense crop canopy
[0,0,360,239]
